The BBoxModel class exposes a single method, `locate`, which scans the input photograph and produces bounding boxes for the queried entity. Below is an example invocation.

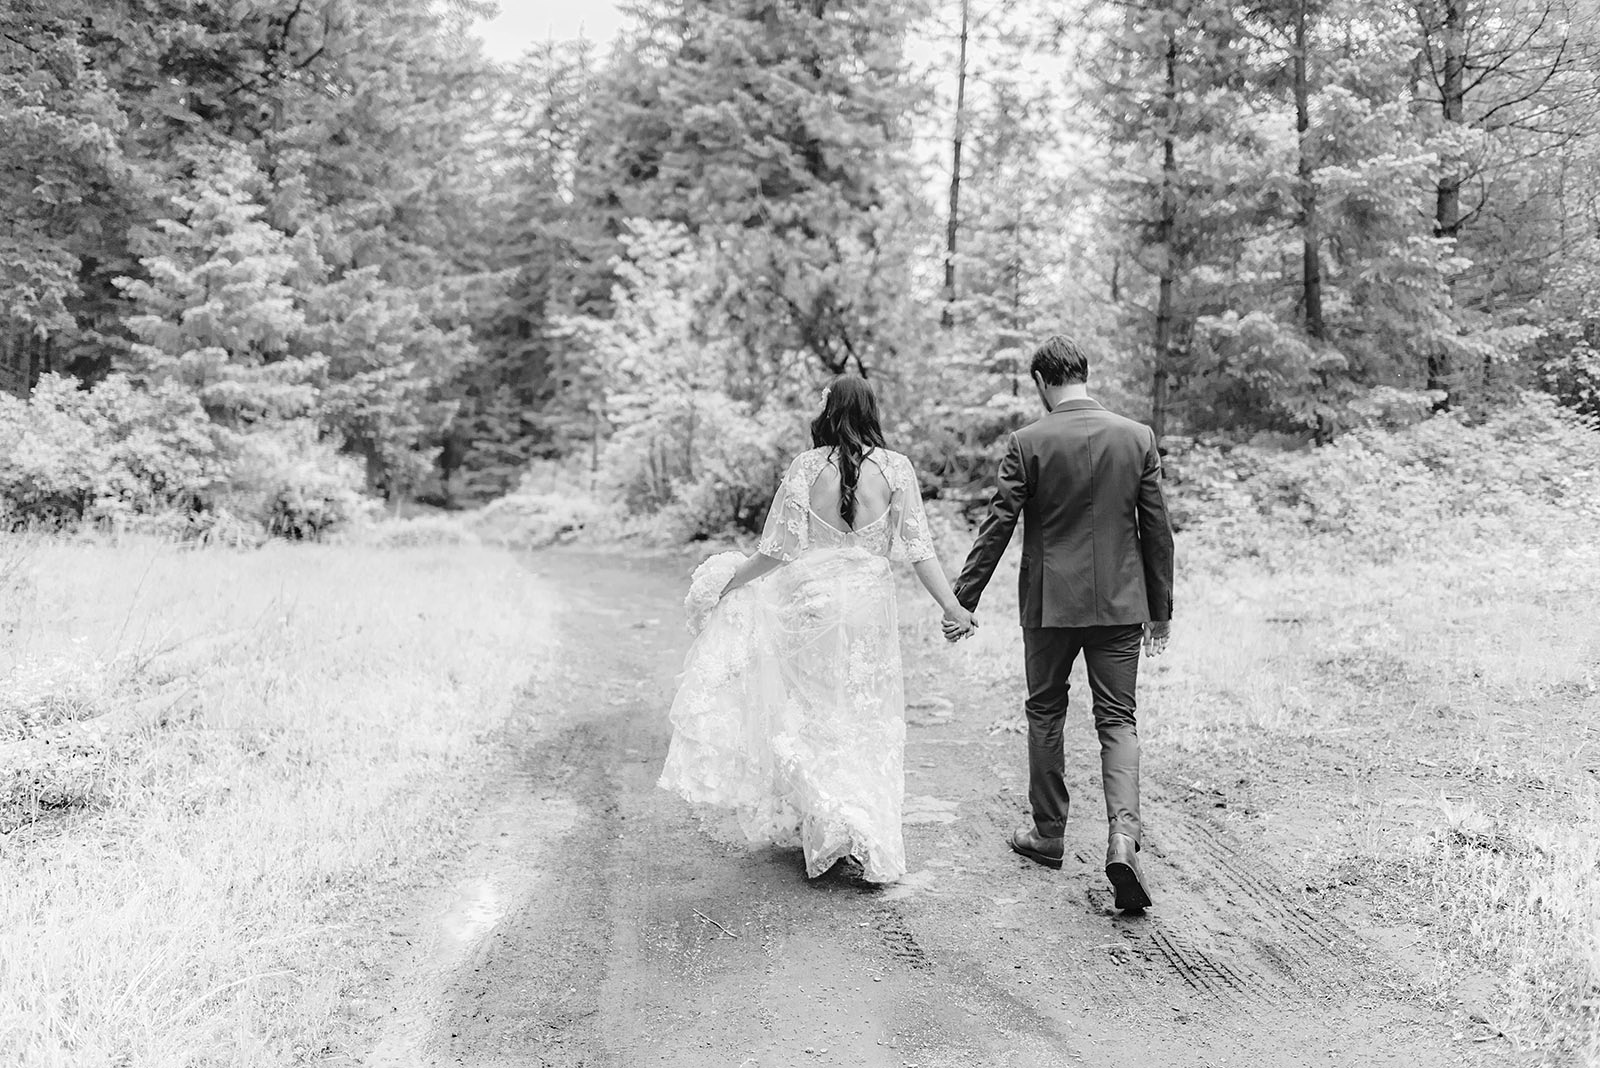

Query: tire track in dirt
[902,725,1498,1065]
[1144,800,1361,999]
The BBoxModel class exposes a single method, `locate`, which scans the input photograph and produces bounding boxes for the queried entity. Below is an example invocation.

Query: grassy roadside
[0,537,553,1067]
[907,510,1600,1063]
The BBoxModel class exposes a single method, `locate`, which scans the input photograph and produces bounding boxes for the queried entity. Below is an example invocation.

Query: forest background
[5,0,1600,541]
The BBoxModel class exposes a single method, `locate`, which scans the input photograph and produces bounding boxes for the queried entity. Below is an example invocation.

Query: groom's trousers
[1022,624,1144,845]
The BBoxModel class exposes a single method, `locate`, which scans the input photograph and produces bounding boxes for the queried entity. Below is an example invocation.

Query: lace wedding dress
[658,447,938,883]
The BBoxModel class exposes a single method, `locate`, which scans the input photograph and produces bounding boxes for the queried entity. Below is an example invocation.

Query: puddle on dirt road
[437,877,506,949]
[365,793,583,1067]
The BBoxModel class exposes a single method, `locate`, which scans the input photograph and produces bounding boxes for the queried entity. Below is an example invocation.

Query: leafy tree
[1411,0,1600,401]
[567,221,801,531]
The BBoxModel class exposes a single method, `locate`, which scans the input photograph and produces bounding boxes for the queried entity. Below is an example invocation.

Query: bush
[470,490,606,549]
[0,374,223,528]
[0,377,374,542]
[1533,323,1600,420]
[219,425,372,541]
[1167,394,1600,564]
[602,391,802,540]
[359,513,479,548]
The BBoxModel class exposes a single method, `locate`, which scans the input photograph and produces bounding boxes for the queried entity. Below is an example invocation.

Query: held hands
[1143,620,1171,657]
[941,605,978,643]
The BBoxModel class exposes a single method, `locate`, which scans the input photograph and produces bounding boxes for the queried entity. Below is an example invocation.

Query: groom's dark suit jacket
[955,398,1174,628]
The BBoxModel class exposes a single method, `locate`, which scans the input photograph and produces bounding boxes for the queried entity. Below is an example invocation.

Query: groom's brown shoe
[1008,826,1064,870]
[1105,832,1152,911]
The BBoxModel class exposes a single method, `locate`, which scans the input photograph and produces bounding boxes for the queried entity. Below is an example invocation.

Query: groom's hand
[942,605,977,642]
[1143,620,1171,657]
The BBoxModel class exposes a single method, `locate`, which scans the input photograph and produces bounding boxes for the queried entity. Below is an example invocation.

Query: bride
[658,375,976,884]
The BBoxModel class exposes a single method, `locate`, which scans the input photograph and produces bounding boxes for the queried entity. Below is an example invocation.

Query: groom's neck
[1048,383,1090,408]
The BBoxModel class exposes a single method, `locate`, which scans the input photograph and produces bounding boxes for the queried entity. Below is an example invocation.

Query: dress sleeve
[755,453,812,562]
[889,454,938,564]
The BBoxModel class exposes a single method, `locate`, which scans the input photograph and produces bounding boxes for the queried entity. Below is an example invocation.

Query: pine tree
[452,39,612,500]
[590,0,923,380]
[117,150,325,428]
[1086,0,1262,438]
[1411,0,1600,403]
[0,0,137,391]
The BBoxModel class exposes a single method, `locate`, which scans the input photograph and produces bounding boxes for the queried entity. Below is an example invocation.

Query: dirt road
[365,550,1502,1068]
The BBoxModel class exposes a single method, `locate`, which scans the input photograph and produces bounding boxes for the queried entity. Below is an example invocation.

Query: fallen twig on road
[692,908,739,938]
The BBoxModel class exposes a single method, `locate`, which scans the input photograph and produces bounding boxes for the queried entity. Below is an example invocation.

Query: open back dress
[658,446,937,883]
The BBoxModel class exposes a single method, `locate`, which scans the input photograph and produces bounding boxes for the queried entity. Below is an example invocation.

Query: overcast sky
[471,0,629,61]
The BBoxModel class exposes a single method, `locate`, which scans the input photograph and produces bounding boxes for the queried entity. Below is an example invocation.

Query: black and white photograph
[2,0,1599,1064]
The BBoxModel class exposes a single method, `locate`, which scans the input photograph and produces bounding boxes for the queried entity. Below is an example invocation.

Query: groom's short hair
[1031,335,1089,386]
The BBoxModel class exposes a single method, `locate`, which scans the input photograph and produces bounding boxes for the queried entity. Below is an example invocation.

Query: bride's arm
[720,552,784,598]
[893,453,976,639]
[913,557,977,638]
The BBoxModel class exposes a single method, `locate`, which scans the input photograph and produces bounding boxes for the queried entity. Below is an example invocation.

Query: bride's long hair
[810,375,887,529]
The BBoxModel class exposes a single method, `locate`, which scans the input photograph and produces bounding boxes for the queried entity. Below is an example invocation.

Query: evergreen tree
[591,0,923,380]
[0,0,139,390]
[453,39,611,500]
[1086,0,1262,438]
[117,150,325,427]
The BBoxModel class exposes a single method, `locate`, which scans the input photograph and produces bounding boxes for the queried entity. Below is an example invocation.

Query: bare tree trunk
[0,324,19,398]
[684,396,696,482]
[1151,26,1178,443]
[589,404,600,493]
[1294,0,1324,340]
[1429,0,1466,401]
[1434,0,1465,240]
[941,0,969,329]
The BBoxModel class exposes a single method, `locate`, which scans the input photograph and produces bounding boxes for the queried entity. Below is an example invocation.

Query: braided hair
[810,375,887,529]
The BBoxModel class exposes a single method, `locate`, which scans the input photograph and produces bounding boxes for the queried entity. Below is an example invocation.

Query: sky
[470,0,629,62]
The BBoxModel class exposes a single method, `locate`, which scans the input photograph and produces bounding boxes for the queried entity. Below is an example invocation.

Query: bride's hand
[717,553,759,601]
[941,605,977,642]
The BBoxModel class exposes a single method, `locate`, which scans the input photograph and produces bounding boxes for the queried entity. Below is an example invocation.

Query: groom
[950,335,1175,911]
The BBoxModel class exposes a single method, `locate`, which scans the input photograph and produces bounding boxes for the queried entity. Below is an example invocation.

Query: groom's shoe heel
[1008,828,1065,870]
[1105,834,1152,911]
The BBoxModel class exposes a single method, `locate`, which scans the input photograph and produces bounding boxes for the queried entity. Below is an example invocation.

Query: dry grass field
[0,536,553,1067]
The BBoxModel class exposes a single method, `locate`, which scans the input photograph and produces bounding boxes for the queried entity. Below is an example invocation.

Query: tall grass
[0,537,552,1067]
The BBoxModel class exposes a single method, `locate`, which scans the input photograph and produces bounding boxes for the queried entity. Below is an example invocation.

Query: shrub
[1167,394,1600,565]
[600,389,803,540]
[219,425,372,541]
[1534,325,1600,420]
[0,374,223,528]
[470,491,606,549]
[358,513,480,548]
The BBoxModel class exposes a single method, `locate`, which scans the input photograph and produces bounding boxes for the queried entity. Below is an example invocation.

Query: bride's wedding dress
[658,447,938,883]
